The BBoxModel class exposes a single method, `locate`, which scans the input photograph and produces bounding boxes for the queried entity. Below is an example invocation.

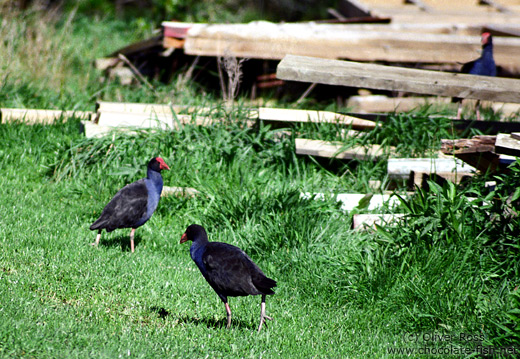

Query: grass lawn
[1,116,518,358]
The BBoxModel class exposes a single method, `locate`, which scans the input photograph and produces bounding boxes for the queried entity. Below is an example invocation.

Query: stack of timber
[95,1,520,106]
[162,21,520,74]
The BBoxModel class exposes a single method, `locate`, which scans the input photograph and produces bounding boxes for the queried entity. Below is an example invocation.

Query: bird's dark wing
[461,59,477,74]
[90,179,148,231]
[202,243,276,298]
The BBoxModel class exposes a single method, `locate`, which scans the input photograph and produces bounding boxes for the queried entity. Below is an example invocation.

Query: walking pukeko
[180,224,276,332]
[90,157,170,252]
[456,32,496,120]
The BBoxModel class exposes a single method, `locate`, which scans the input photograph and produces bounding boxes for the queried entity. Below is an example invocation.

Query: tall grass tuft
[0,5,77,95]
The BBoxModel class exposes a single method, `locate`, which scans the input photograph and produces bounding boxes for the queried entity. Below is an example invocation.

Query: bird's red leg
[130,228,136,253]
[91,230,102,247]
[257,294,273,332]
[225,302,232,329]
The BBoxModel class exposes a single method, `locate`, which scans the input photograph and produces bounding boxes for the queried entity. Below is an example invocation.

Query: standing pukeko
[90,157,170,252]
[180,224,276,332]
[456,32,496,120]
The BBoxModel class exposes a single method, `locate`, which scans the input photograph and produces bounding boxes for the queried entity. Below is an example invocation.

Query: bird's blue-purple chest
[190,243,208,277]
[145,181,161,215]
[470,49,496,77]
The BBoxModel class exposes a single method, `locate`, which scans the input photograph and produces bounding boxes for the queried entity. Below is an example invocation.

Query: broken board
[295,138,394,161]
[258,107,377,129]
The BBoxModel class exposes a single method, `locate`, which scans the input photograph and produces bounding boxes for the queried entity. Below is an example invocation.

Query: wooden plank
[495,133,520,156]
[258,107,377,129]
[95,57,119,70]
[480,0,513,13]
[484,24,520,37]
[161,186,200,198]
[295,138,393,161]
[301,192,401,211]
[348,95,520,117]
[96,101,194,115]
[387,158,476,180]
[163,37,185,49]
[276,55,520,103]
[162,22,194,38]
[82,121,136,139]
[359,0,520,25]
[356,0,520,24]
[179,22,520,68]
[388,13,520,26]
[1,108,92,124]
[96,111,218,129]
[441,135,497,154]
[347,95,452,113]
[353,213,405,230]
[168,21,483,37]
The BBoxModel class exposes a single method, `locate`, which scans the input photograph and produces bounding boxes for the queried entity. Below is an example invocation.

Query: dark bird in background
[180,224,276,332]
[90,157,170,252]
[456,32,496,120]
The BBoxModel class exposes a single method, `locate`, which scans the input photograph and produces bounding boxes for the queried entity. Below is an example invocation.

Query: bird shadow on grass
[149,306,252,330]
[101,234,142,252]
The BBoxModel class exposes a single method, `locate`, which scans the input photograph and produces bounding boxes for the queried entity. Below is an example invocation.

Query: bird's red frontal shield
[180,232,188,244]
[156,157,170,171]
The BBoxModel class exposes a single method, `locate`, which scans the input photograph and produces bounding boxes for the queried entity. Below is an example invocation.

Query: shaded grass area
[1,116,518,357]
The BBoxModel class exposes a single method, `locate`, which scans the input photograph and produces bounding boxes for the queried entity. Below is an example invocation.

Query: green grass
[1,115,518,358]
[1,4,519,358]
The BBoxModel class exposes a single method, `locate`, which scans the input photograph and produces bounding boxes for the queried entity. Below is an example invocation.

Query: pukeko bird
[456,32,496,120]
[180,224,276,332]
[90,157,170,252]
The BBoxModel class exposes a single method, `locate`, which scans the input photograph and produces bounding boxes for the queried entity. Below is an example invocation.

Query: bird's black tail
[90,217,108,231]
[255,276,277,295]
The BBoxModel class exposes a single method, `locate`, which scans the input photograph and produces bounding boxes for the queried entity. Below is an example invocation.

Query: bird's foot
[257,314,273,332]
[90,242,98,247]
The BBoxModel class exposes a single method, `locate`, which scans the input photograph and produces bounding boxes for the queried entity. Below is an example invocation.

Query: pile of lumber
[93,1,520,111]
[161,21,520,74]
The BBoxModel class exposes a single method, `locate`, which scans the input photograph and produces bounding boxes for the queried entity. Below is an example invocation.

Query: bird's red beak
[156,157,170,171]
[180,232,188,244]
